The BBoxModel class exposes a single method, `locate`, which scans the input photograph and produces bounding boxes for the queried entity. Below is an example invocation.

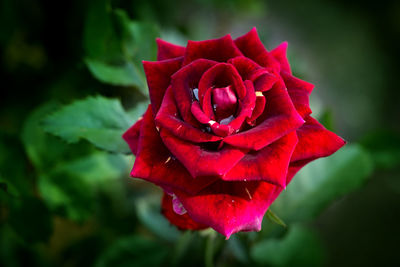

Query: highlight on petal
[222,132,298,188]
[122,115,144,155]
[155,86,222,143]
[175,180,283,238]
[183,35,243,66]
[156,38,185,60]
[270,42,291,74]
[161,192,208,230]
[160,128,248,178]
[132,107,219,195]
[171,59,218,127]
[143,57,183,115]
[224,80,304,150]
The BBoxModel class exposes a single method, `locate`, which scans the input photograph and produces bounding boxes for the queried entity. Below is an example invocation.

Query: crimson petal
[282,71,314,118]
[270,42,291,74]
[131,107,219,195]
[234,28,280,71]
[287,116,346,184]
[175,180,282,238]
[161,193,208,230]
[122,115,144,155]
[171,59,218,127]
[224,80,304,150]
[183,35,243,66]
[155,86,222,143]
[156,38,186,60]
[222,132,298,187]
[160,128,248,178]
[143,57,183,115]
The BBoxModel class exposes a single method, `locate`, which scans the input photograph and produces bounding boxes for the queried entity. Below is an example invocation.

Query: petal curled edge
[224,80,304,150]
[161,193,208,230]
[175,180,282,239]
[143,57,183,115]
[183,34,243,66]
[156,38,185,60]
[281,71,314,118]
[122,116,143,155]
[131,107,219,195]
[287,116,346,184]
[155,86,222,143]
[222,131,298,188]
[160,128,248,178]
[270,42,291,74]
[234,28,280,72]
[171,59,218,127]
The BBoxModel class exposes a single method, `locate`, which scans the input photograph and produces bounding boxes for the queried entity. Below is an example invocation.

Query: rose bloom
[123,28,345,238]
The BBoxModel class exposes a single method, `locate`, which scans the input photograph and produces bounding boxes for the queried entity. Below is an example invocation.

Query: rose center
[212,85,237,124]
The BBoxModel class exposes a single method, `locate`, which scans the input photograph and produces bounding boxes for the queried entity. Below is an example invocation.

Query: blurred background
[1,0,399,266]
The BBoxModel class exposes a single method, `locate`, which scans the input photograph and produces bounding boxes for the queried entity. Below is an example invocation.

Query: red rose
[123,28,345,238]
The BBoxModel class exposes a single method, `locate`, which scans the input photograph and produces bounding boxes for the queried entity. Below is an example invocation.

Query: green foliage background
[1,0,399,266]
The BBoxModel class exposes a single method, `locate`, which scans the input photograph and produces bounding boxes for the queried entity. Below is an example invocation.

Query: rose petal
[226,80,256,132]
[183,34,243,66]
[171,59,218,127]
[246,92,266,125]
[143,57,183,115]
[212,86,237,120]
[287,116,346,184]
[156,86,222,143]
[222,132,298,187]
[290,116,346,163]
[198,63,246,102]
[161,193,208,230]
[175,180,282,238]
[156,38,186,60]
[281,71,314,118]
[160,128,248,178]
[234,28,280,71]
[132,107,219,195]
[224,80,304,150]
[122,115,144,155]
[270,42,291,74]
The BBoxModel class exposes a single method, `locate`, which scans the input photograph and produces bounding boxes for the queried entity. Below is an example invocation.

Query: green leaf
[43,96,132,153]
[95,236,168,267]
[251,225,324,266]
[135,196,181,242]
[360,130,400,169]
[85,58,146,90]
[38,152,130,222]
[266,209,287,228]
[272,144,373,222]
[84,5,159,94]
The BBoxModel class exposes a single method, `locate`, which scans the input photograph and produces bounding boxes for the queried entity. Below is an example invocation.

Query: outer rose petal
[222,132,298,188]
[281,71,314,118]
[270,42,291,74]
[155,86,222,143]
[182,35,243,66]
[224,80,304,150]
[143,57,183,115]
[234,28,280,72]
[287,116,346,184]
[122,116,143,155]
[156,38,185,60]
[161,193,208,230]
[175,180,282,238]
[159,128,248,178]
[131,106,219,195]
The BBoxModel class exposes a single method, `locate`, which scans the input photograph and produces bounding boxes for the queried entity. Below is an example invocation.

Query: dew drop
[193,88,199,101]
